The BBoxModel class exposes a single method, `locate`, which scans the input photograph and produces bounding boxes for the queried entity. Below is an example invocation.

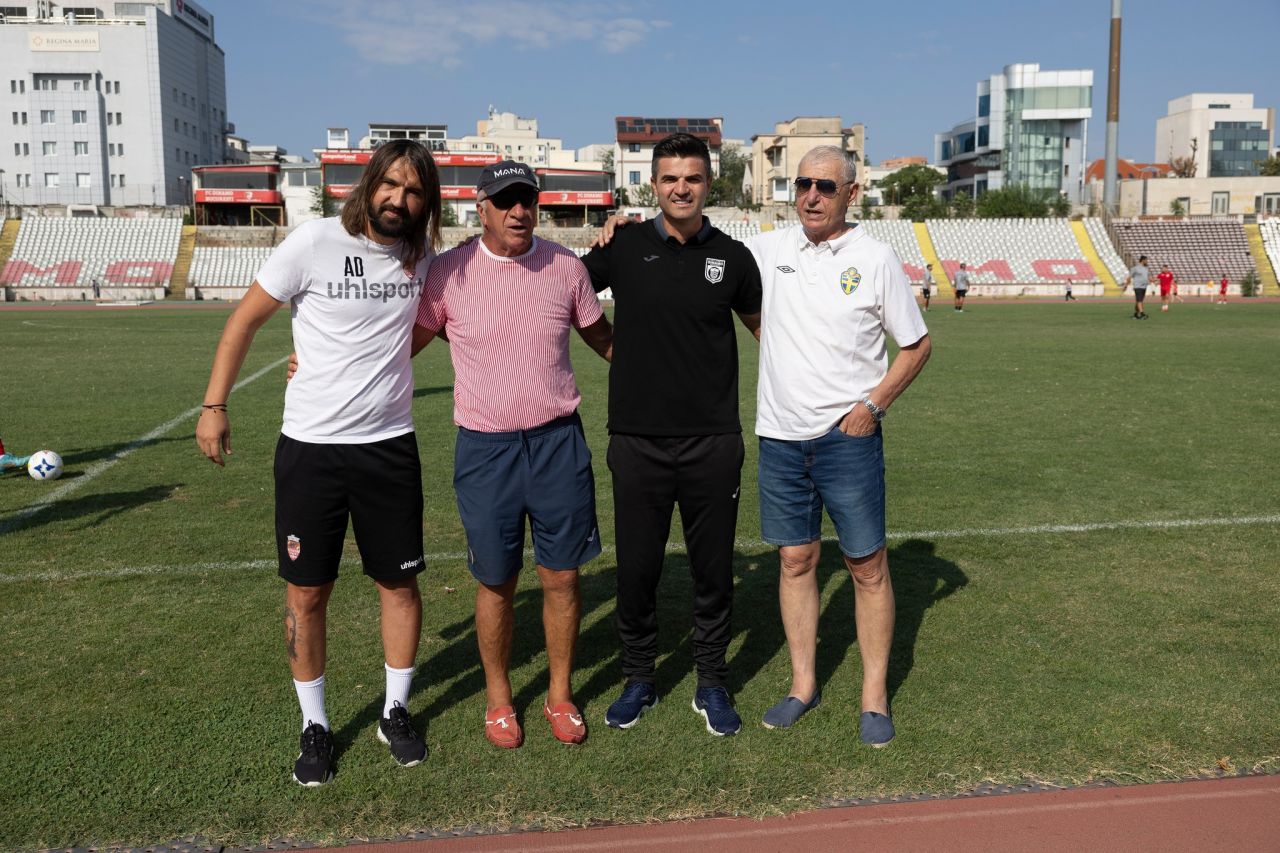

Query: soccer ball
[28,450,63,481]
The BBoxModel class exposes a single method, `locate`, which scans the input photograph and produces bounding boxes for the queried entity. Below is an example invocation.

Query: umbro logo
[643,255,660,262]
[777,266,796,273]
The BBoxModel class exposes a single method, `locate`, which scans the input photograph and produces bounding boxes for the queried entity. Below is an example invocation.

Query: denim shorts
[454,413,601,585]
[758,425,886,559]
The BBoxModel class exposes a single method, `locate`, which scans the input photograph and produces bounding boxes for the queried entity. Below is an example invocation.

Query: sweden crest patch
[839,267,861,295]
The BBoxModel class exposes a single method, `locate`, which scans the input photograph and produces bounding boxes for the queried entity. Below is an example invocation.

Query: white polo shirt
[749,223,928,441]
[256,217,434,444]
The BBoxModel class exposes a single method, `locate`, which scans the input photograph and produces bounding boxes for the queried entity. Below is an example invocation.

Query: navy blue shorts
[758,425,886,559]
[453,413,602,585]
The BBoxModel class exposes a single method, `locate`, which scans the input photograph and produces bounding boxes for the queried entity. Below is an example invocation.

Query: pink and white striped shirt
[414,237,603,432]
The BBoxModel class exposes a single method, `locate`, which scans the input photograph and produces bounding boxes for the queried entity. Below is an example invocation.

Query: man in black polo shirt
[583,133,762,736]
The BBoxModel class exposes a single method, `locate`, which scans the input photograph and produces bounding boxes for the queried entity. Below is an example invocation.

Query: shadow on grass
[731,538,967,707]
[0,483,183,534]
[330,538,963,749]
[58,435,190,467]
[412,385,452,399]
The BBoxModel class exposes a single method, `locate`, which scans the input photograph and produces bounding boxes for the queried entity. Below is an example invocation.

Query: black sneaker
[293,722,334,787]
[378,702,426,766]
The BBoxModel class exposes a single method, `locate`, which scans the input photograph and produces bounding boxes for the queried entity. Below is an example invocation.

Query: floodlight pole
[1103,0,1122,214]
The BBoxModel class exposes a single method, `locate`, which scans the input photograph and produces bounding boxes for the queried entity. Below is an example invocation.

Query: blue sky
[217,0,1280,165]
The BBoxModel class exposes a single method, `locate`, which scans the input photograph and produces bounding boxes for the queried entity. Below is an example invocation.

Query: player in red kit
[1157,265,1174,313]
[1219,274,1229,304]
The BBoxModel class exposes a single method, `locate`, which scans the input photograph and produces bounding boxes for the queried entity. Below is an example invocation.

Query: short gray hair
[799,145,857,184]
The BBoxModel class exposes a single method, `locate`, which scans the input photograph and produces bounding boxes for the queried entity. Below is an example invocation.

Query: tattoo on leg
[285,605,298,662]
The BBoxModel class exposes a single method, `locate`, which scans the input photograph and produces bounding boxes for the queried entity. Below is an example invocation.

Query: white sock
[293,674,329,732]
[383,663,415,718]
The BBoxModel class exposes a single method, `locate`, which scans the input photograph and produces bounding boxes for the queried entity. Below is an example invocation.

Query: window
[74,141,88,156]
[175,147,180,161]
[174,118,180,131]
[20,142,28,155]
[114,81,120,94]
[109,143,116,156]
[10,112,16,125]
[117,143,123,156]
[110,174,117,187]
[12,143,19,156]
[628,170,641,185]
[40,109,54,124]
[42,141,56,155]
[76,173,90,188]
[115,112,121,124]
[44,172,60,188]
[628,142,641,153]
[21,111,27,125]
[73,110,87,124]
[107,113,113,125]
[978,94,991,118]
[8,80,14,93]
[172,86,178,101]
[37,77,55,91]
[118,174,125,187]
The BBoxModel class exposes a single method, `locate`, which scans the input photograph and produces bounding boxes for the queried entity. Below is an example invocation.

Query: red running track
[355,775,1279,852]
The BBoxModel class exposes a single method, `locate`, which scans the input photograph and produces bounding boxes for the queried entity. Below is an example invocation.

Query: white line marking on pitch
[2,513,1276,584]
[0,355,290,536]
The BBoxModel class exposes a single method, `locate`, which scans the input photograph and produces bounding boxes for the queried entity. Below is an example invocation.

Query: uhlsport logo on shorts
[286,534,301,562]
[839,266,862,295]
[705,258,725,283]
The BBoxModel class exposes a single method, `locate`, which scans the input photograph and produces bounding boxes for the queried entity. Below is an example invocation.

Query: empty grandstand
[1083,217,1129,286]
[1109,219,1255,295]
[1,216,182,301]
[859,219,931,284]
[926,218,1102,295]
[1258,218,1280,289]
[187,246,274,300]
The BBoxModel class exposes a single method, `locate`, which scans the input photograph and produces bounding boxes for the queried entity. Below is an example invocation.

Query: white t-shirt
[255,217,433,443]
[749,223,928,441]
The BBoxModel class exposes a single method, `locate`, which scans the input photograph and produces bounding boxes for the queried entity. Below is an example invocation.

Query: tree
[1050,194,1070,217]
[311,185,339,217]
[1168,155,1197,178]
[1257,156,1280,177]
[600,148,614,176]
[950,192,974,219]
[975,185,1049,218]
[902,194,948,222]
[614,187,630,208]
[440,203,458,227]
[1169,198,1186,216]
[632,183,656,208]
[877,164,945,206]
[708,143,749,208]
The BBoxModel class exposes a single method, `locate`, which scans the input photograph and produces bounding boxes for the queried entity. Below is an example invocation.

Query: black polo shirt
[583,216,763,436]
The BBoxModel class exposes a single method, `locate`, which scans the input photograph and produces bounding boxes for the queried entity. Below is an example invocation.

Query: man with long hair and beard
[197,140,442,786]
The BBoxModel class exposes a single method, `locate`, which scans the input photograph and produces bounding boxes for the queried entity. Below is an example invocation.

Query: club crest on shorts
[839,267,862,295]
[705,257,725,283]
[286,534,301,562]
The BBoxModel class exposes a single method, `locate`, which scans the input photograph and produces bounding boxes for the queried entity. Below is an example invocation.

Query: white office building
[0,0,229,209]
[935,63,1092,203]
[1155,93,1274,179]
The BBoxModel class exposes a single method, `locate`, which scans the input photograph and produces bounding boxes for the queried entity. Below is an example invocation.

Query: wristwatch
[861,398,886,422]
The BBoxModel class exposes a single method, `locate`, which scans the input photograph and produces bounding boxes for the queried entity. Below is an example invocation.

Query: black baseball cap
[476,160,538,197]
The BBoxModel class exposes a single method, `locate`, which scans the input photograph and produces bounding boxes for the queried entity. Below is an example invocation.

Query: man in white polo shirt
[414,161,612,750]
[748,146,931,746]
[197,140,442,786]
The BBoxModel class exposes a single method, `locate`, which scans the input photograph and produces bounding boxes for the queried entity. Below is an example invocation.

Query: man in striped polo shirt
[413,161,613,749]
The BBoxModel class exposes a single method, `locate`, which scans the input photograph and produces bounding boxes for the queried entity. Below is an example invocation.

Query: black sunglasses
[793,177,853,197]
[485,186,539,210]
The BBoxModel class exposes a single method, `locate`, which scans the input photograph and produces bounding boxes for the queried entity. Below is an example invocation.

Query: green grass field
[1,300,1278,848]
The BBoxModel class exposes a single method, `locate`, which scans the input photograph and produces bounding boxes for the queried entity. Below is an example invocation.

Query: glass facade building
[935,64,1092,204]
[1209,122,1269,177]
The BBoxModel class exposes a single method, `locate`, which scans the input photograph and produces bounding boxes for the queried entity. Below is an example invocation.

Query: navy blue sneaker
[692,686,741,736]
[860,711,895,748]
[606,682,657,729]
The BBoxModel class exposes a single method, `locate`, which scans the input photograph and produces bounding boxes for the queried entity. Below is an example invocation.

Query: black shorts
[1133,288,1146,301]
[274,432,425,586]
